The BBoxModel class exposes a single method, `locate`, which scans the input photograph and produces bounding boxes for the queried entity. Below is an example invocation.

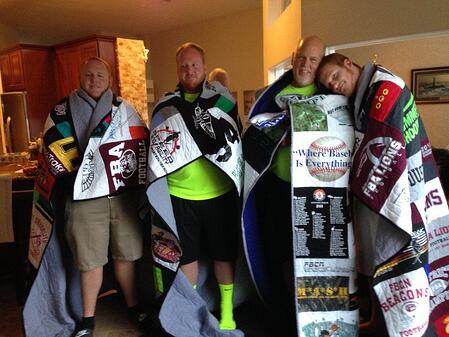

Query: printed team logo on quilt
[100,140,146,191]
[150,126,181,165]
[54,102,67,115]
[119,149,137,179]
[193,104,216,139]
[379,278,430,316]
[306,136,351,182]
[81,150,95,192]
[401,301,419,325]
[151,226,182,272]
[355,136,404,198]
[252,113,286,129]
[429,265,449,312]
[430,278,448,297]
[312,188,326,201]
[28,205,51,268]
[152,231,182,263]
[109,143,137,186]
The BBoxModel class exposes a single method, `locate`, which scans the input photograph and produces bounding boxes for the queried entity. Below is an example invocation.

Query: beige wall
[339,35,449,148]
[263,0,301,84]
[300,0,449,147]
[0,23,19,51]
[302,0,449,46]
[145,7,263,118]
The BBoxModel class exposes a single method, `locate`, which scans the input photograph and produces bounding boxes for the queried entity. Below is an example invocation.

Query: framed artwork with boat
[411,66,449,104]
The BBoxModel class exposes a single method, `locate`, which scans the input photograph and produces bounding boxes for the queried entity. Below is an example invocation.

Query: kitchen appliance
[0,92,30,153]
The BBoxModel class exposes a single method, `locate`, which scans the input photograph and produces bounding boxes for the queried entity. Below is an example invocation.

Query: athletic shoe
[72,328,93,337]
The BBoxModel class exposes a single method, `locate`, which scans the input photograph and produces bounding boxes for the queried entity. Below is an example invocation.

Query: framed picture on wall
[243,90,257,118]
[411,67,449,104]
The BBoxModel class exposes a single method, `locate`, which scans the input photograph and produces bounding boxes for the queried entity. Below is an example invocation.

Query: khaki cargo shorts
[65,190,144,271]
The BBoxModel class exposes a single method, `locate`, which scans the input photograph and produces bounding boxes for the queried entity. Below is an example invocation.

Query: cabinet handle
[12,189,34,194]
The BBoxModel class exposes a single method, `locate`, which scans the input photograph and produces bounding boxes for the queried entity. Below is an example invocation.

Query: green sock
[218,283,236,330]
[193,284,197,289]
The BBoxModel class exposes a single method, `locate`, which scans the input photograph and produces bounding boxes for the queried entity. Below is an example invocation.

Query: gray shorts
[65,190,144,271]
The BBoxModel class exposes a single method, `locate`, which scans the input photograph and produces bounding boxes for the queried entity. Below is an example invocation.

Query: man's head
[176,42,207,93]
[317,52,361,97]
[79,57,111,100]
[208,68,230,88]
[291,35,325,87]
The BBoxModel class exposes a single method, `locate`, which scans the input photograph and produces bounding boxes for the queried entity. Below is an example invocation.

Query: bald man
[256,35,325,276]
[243,36,325,335]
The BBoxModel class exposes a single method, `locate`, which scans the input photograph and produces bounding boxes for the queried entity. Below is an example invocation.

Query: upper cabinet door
[0,53,12,88]
[0,51,25,91]
[8,50,25,90]
[80,40,98,61]
[55,40,98,98]
[55,46,84,99]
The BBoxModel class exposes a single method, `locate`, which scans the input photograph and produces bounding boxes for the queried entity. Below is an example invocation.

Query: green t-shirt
[167,91,233,200]
[270,83,317,182]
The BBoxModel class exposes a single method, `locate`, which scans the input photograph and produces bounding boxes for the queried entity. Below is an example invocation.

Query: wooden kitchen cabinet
[54,36,119,98]
[0,45,56,138]
[0,36,124,141]
[0,49,25,91]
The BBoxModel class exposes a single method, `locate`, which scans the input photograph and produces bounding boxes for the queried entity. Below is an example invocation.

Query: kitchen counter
[0,163,35,239]
[0,163,36,180]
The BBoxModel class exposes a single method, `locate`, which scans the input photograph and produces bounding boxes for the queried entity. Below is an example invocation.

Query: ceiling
[0,0,262,46]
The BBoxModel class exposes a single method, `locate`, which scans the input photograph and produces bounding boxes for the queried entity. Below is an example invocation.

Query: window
[268,57,292,85]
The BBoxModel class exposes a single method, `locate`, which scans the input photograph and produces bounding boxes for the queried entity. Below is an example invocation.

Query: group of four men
[25,33,446,337]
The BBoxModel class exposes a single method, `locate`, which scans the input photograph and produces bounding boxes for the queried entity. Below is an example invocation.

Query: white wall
[300,0,449,147]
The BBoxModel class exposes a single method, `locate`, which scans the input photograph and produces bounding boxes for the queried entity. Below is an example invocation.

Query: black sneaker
[129,310,153,331]
[72,328,93,337]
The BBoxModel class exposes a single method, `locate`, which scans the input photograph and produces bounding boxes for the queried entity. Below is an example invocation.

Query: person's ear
[343,58,353,68]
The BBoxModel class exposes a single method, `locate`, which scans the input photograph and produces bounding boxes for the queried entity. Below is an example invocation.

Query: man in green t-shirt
[251,35,325,333]
[164,42,240,330]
